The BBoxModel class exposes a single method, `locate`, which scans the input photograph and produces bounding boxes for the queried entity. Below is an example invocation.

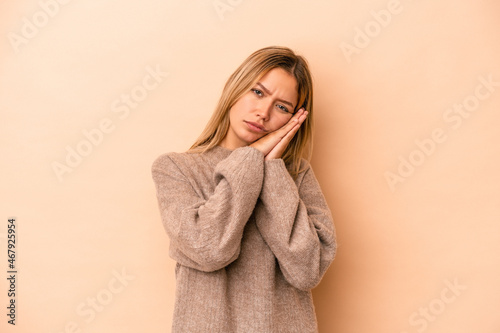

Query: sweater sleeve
[254,158,337,291]
[151,146,264,272]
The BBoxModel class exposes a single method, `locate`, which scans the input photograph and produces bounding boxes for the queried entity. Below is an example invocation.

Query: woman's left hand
[263,109,308,161]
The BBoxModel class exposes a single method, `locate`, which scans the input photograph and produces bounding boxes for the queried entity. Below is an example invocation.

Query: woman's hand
[249,108,308,161]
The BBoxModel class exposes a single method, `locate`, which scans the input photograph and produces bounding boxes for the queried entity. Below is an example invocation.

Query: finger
[292,109,308,124]
[283,109,308,133]
[280,109,305,133]
[267,127,299,160]
[290,108,305,123]
[296,110,308,124]
[264,114,305,160]
[280,121,301,144]
[283,108,303,125]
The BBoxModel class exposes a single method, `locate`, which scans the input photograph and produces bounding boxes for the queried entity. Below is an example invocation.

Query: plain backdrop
[1,0,499,332]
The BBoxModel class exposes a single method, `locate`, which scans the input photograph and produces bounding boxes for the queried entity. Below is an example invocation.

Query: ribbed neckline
[213,145,234,153]
[201,144,234,163]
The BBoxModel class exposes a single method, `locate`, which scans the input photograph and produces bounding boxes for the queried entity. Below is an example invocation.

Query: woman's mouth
[245,121,266,133]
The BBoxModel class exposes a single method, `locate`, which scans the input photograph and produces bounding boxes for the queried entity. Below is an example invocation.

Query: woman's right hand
[249,108,308,159]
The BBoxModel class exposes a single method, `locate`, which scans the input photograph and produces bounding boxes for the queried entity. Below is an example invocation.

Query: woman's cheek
[276,118,290,130]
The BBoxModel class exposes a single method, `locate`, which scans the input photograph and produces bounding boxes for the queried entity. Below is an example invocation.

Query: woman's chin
[240,133,261,144]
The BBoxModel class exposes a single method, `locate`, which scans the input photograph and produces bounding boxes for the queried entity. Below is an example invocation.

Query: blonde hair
[187,46,314,180]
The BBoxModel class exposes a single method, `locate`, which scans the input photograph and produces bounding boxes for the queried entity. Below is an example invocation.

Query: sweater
[151,144,337,333]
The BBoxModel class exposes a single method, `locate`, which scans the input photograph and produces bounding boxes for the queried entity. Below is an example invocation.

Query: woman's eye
[277,104,290,113]
[252,89,263,96]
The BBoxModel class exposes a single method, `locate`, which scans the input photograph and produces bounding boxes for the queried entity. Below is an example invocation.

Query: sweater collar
[201,144,234,162]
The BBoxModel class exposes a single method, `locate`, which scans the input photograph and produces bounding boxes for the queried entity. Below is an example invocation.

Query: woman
[151,46,337,333]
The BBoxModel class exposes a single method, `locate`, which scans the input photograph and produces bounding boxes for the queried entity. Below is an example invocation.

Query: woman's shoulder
[299,157,311,170]
[286,156,312,174]
[151,150,198,173]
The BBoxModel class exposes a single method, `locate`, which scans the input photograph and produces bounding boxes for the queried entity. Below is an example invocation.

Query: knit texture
[151,145,337,333]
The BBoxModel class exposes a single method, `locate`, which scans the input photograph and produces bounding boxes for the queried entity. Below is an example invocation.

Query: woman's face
[220,67,299,150]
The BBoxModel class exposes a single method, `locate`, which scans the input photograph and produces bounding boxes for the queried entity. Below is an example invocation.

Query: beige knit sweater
[151,145,337,333]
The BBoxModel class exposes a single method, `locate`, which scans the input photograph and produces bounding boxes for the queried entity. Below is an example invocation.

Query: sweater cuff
[233,145,265,158]
[215,145,264,182]
[261,158,299,201]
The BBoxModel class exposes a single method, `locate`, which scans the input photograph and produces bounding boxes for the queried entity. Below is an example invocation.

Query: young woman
[151,46,337,333]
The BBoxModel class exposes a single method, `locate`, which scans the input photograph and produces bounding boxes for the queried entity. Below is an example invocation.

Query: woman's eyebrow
[256,82,295,109]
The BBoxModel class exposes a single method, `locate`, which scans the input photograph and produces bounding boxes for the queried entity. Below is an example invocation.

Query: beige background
[1,0,499,332]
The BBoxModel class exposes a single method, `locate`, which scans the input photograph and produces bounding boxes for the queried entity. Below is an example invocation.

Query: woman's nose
[256,100,273,120]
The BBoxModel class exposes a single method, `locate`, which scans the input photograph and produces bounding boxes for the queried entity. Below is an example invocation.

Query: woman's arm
[151,146,264,272]
[254,158,337,291]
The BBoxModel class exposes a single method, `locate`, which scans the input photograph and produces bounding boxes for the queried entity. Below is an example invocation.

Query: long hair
[187,46,314,180]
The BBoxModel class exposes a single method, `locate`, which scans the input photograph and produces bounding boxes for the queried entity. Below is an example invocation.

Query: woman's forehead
[256,68,297,93]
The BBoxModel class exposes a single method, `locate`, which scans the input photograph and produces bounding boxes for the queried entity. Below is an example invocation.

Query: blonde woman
[151,46,337,333]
